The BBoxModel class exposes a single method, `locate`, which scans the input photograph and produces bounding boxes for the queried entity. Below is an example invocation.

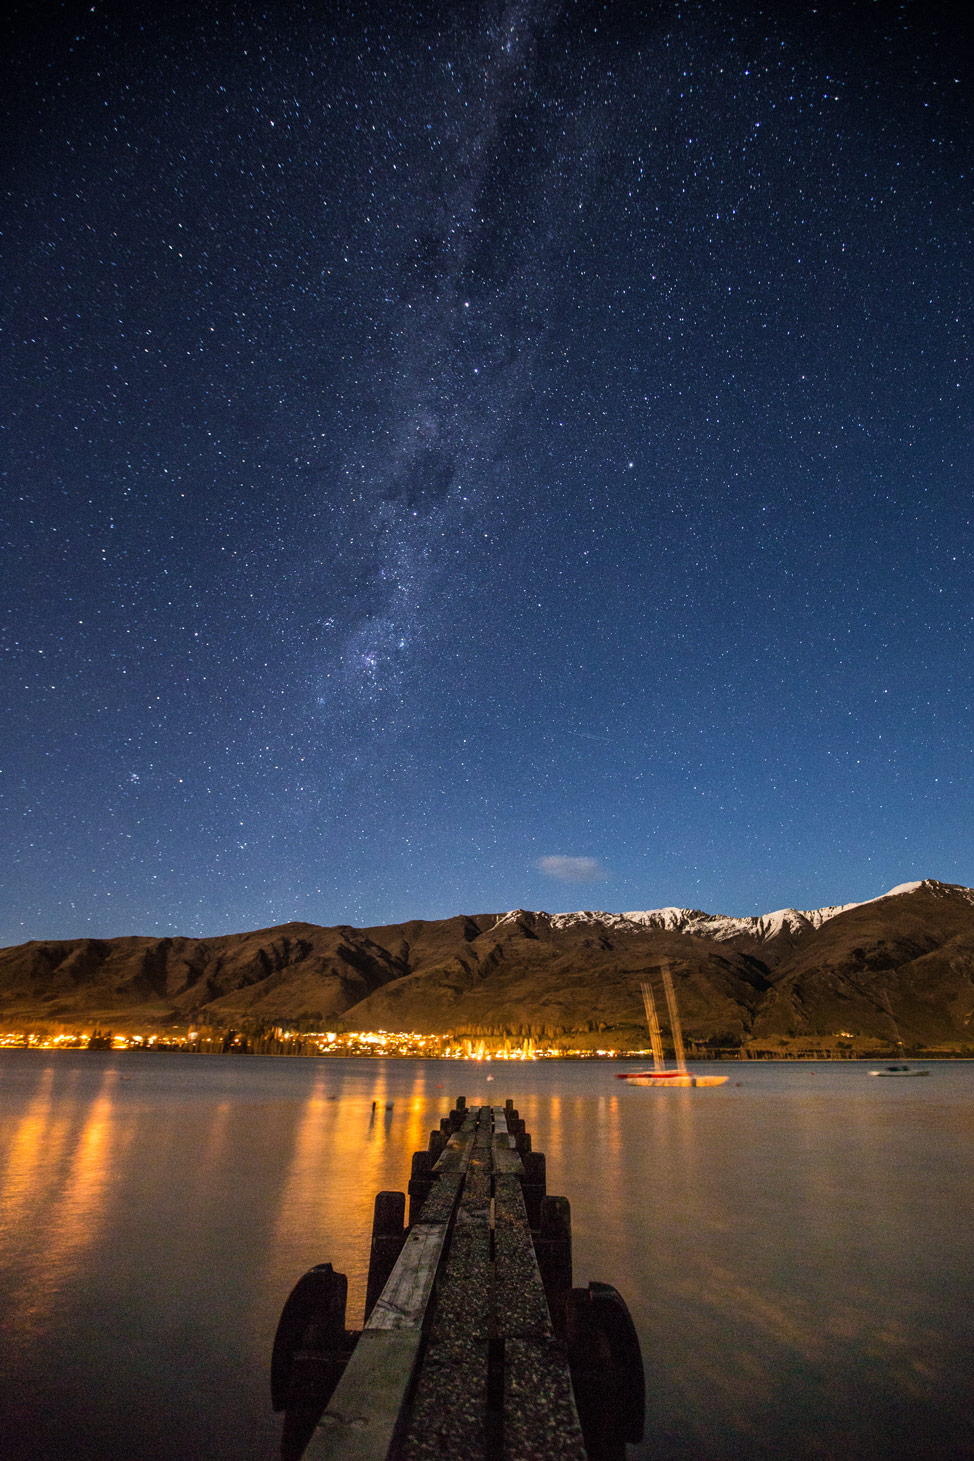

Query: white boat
[616,965,728,1088]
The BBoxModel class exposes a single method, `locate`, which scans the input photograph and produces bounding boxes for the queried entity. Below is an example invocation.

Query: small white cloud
[537,855,605,883]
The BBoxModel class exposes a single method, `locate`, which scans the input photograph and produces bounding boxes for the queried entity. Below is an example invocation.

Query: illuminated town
[0,1026,636,1059]
[0,1025,938,1059]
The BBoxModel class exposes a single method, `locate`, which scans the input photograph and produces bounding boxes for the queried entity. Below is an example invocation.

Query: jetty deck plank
[491,1118,586,1460]
[366,1223,451,1330]
[401,1118,494,1461]
[504,1338,589,1461]
[493,1172,554,1341]
[300,1329,423,1461]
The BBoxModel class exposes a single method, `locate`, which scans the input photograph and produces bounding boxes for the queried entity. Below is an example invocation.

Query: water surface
[1,1053,971,1459]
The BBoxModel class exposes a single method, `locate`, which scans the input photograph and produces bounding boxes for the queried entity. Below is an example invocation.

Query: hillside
[2,881,973,1051]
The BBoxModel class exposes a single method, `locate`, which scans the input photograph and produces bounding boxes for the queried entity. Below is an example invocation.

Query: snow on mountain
[618,901,865,942]
[499,879,972,944]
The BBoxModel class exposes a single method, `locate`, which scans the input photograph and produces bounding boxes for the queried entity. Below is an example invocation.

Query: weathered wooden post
[521,1149,546,1229]
[364,1191,406,1322]
[565,1282,645,1461]
[407,1149,435,1224]
[534,1193,573,1332]
[271,1264,357,1461]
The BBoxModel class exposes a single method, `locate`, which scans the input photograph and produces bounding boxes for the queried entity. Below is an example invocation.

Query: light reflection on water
[0,1053,972,1460]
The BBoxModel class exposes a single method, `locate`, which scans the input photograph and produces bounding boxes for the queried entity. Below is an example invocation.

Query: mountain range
[2,879,974,1051]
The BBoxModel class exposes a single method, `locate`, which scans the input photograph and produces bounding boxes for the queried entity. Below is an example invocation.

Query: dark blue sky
[2,0,971,944]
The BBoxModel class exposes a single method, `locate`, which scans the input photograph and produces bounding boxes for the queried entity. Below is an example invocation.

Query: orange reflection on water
[264,1065,455,1326]
[0,1065,64,1240]
[401,1070,431,1159]
[268,1078,393,1322]
[4,1068,127,1336]
[271,1075,336,1227]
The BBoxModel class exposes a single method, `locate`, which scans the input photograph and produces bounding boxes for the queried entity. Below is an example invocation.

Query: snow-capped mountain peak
[497,879,972,945]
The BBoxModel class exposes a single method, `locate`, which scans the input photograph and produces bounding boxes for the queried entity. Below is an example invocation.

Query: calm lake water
[0,1053,972,1460]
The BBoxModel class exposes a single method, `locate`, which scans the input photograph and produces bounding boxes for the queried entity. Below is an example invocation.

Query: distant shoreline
[2,1043,971,1064]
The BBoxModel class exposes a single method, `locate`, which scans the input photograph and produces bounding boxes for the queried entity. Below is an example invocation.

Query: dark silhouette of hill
[1,881,972,1049]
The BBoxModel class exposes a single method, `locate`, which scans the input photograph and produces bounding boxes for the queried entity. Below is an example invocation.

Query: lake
[1,1053,972,1460]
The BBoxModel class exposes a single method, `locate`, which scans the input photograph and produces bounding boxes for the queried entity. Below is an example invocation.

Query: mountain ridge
[2,879,973,1051]
[536,878,964,942]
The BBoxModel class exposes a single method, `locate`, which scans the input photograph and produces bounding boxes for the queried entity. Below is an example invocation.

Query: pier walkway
[271,1098,643,1461]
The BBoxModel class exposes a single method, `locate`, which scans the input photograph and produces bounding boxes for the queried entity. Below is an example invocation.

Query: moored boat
[869,1064,929,1077]
[616,1071,727,1086]
[618,967,728,1087]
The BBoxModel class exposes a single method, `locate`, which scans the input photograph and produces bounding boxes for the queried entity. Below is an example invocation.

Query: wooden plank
[503,1338,588,1461]
[493,1172,588,1461]
[366,1223,451,1329]
[414,1115,478,1225]
[401,1169,493,1461]
[371,1114,479,1326]
[492,1133,523,1175]
[302,1330,422,1461]
[398,1109,494,1459]
[493,1173,553,1340]
[431,1110,477,1165]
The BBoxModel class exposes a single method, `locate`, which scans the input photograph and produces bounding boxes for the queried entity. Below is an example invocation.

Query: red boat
[616,1069,686,1079]
[616,969,727,1087]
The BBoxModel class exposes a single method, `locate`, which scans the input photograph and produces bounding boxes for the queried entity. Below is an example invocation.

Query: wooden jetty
[272,1098,644,1461]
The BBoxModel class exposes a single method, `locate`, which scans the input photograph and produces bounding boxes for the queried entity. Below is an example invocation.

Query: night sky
[2,0,971,946]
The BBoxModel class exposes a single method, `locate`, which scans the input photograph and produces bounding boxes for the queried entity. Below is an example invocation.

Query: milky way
[2,1,971,941]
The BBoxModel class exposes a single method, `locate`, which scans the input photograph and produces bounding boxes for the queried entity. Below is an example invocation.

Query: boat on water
[616,965,728,1088]
[868,994,928,1075]
[616,1070,728,1087]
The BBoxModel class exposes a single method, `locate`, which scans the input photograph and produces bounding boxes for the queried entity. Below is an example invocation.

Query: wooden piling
[363,1191,407,1323]
[521,1150,546,1230]
[534,1194,573,1333]
[407,1150,435,1226]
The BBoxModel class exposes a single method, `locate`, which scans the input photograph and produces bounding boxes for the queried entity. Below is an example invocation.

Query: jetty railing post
[407,1150,435,1226]
[520,1150,546,1230]
[534,1194,573,1334]
[564,1283,645,1461]
[428,1129,448,1163]
[271,1264,357,1461]
[364,1191,407,1324]
[565,1289,623,1461]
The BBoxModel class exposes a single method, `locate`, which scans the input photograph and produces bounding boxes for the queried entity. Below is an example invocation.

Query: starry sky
[2,0,972,945]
